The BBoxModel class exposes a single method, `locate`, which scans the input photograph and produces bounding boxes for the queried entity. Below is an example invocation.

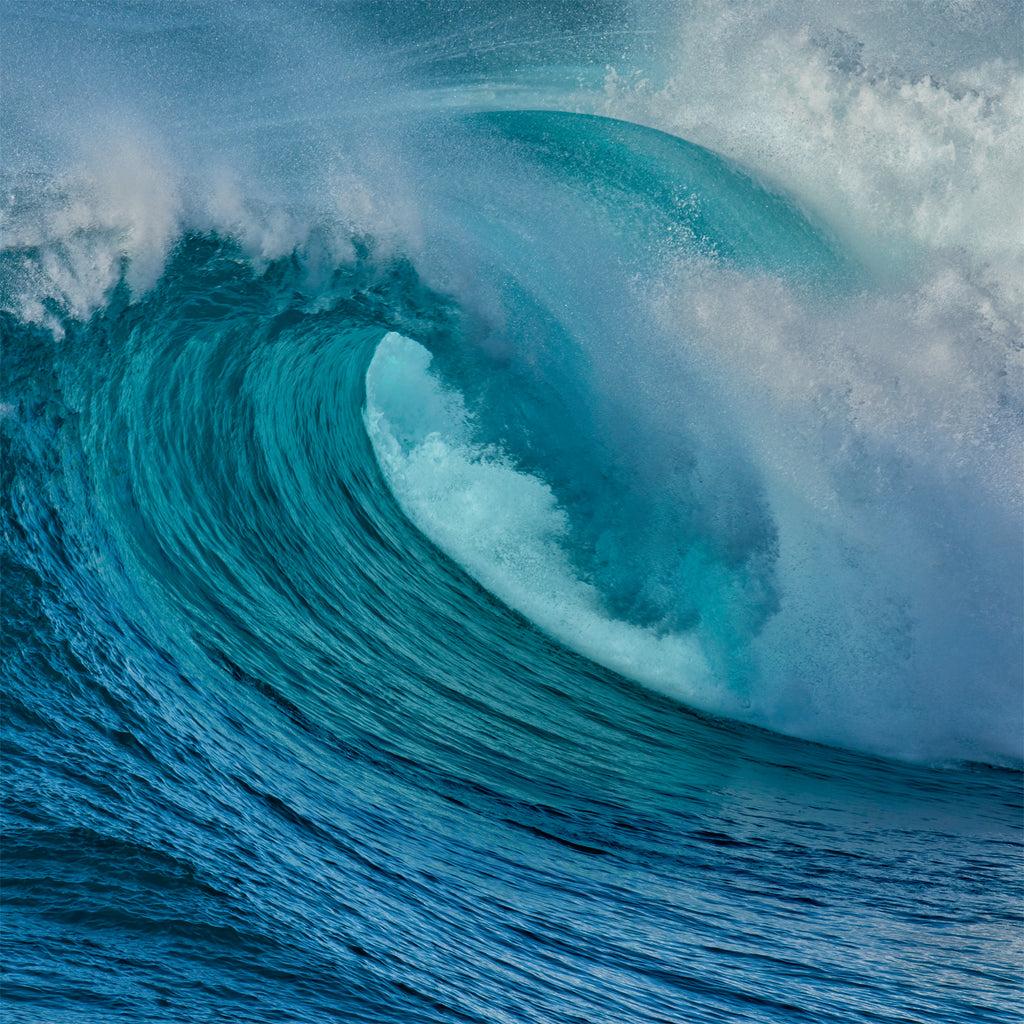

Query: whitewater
[3,2,1022,1022]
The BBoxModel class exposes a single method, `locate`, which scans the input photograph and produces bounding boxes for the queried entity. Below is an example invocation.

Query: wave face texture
[3,2,1022,1022]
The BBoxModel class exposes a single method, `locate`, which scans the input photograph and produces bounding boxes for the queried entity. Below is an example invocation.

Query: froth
[1,133,182,328]
[595,4,1024,296]
[365,334,724,711]
[1,140,425,329]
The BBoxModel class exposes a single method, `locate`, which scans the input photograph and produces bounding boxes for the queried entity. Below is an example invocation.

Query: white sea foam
[593,2,1024,299]
[639,260,1021,762]
[364,333,725,710]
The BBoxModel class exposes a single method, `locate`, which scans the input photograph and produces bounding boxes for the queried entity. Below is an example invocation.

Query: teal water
[3,2,1022,1022]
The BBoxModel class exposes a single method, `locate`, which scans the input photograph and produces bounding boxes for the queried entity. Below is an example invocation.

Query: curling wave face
[355,106,1020,766]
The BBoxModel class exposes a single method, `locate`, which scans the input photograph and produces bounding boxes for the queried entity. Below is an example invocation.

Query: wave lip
[472,110,853,285]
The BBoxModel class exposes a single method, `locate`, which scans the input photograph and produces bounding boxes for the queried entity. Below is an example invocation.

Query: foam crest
[596,3,1024,294]
[1,134,183,328]
[0,139,426,331]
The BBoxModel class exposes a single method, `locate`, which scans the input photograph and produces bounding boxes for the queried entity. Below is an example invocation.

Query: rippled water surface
[3,2,1022,1022]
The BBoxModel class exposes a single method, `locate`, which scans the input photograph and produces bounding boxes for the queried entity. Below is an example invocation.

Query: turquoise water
[3,2,1022,1022]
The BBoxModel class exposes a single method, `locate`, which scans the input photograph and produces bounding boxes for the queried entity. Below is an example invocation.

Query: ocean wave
[3,3,1022,1022]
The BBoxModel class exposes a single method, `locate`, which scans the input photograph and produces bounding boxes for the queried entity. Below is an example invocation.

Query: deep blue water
[3,2,1022,1022]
